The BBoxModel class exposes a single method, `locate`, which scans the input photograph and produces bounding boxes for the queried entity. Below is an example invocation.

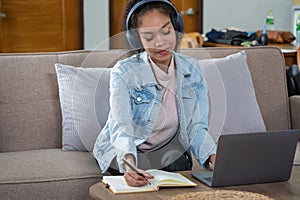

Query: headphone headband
[126,0,181,31]
[125,0,184,48]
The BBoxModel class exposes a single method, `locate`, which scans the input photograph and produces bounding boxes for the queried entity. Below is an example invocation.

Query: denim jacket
[93,51,217,173]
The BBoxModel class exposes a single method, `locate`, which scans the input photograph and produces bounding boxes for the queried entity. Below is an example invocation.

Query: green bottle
[266,10,274,30]
[296,14,300,47]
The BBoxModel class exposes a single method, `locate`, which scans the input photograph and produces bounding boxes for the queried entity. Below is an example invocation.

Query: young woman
[93,0,216,187]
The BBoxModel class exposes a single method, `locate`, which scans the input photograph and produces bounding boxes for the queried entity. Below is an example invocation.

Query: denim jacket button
[137,96,142,102]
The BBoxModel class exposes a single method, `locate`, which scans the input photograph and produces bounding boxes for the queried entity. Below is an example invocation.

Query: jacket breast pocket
[182,83,200,116]
[130,89,154,126]
[182,83,201,99]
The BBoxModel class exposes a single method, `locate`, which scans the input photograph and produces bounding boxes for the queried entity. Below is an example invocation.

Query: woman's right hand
[124,169,153,187]
[123,154,153,186]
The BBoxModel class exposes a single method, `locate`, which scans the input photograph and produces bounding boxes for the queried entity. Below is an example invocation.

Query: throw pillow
[55,64,111,151]
[199,51,266,142]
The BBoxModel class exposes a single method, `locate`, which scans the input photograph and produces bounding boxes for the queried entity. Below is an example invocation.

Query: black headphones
[125,0,184,49]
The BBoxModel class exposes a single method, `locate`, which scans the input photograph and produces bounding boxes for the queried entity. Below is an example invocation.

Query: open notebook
[102,169,197,194]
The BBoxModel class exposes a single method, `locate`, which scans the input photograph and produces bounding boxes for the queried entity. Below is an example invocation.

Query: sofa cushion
[0,149,102,200]
[0,178,99,200]
[55,64,111,151]
[0,149,101,184]
[200,51,266,141]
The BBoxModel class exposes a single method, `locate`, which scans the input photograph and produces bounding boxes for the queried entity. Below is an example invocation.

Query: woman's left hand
[209,154,216,169]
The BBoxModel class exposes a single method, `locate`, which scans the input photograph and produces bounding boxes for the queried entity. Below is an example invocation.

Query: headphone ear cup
[175,14,184,33]
[172,14,184,51]
[126,29,142,49]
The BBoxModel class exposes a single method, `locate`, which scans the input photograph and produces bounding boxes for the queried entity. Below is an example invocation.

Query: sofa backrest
[0,47,290,152]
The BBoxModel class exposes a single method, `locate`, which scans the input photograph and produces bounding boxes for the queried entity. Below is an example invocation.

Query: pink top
[138,56,179,152]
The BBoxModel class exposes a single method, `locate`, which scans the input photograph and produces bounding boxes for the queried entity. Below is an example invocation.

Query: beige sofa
[0,47,299,200]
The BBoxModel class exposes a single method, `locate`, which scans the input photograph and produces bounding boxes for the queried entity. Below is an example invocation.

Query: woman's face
[137,9,176,67]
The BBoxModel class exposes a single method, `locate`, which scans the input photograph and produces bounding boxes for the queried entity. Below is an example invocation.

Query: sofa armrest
[290,95,300,130]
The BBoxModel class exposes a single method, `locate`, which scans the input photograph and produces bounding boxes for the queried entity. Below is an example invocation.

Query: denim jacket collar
[139,51,192,80]
[135,52,159,88]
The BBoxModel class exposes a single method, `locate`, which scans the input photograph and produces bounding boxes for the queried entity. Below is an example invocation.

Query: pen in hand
[122,158,151,185]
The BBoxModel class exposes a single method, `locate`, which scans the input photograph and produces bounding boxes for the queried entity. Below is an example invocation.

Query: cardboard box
[292,0,300,5]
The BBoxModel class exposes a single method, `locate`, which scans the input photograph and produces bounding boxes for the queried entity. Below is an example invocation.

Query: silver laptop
[192,130,299,187]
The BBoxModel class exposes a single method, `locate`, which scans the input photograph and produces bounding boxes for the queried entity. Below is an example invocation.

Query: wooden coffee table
[89,166,300,200]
